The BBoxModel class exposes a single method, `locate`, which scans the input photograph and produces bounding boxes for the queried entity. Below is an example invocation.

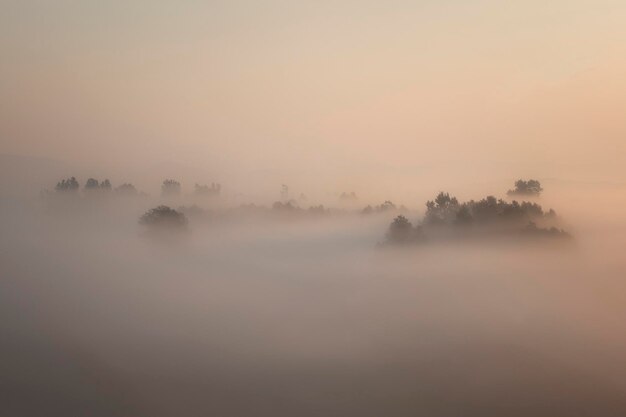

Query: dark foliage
[55,177,79,192]
[115,183,138,195]
[85,178,112,191]
[362,200,397,214]
[425,192,459,224]
[139,205,188,229]
[386,215,422,244]
[85,178,99,189]
[272,201,299,211]
[456,196,549,225]
[523,221,571,239]
[308,205,327,216]
[507,179,543,196]
[385,192,569,245]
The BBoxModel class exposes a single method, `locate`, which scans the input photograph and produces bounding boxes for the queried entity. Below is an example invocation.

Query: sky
[1,0,626,198]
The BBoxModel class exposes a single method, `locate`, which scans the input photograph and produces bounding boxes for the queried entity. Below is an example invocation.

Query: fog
[3,1,626,414]
[2,174,626,417]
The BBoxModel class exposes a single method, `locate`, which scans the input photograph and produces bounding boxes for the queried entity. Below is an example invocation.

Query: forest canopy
[385,192,569,245]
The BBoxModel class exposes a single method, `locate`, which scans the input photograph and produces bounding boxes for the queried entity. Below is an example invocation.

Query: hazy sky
[2,0,626,196]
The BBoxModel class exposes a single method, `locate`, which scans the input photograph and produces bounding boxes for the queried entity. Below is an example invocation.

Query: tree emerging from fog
[161,179,181,197]
[194,182,221,197]
[425,192,460,224]
[55,177,79,192]
[386,215,422,244]
[84,178,112,192]
[362,200,398,215]
[115,183,138,196]
[385,191,569,245]
[139,205,188,230]
[507,179,543,197]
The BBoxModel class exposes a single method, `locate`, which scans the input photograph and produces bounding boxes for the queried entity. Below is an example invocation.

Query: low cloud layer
[2,176,626,416]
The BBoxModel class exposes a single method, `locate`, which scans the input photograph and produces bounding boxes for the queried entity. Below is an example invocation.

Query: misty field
[3,1,626,414]
[2,179,626,417]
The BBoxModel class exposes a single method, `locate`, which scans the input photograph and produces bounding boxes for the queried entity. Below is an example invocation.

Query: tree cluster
[386,192,569,245]
[424,193,555,226]
[507,179,543,196]
[115,183,138,196]
[161,179,182,197]
[362,200,398,215]
[84,178,111,191]
[53,177,143,197]
[194,182,221,197]
[139,205,188,230]
[55,177,80,192]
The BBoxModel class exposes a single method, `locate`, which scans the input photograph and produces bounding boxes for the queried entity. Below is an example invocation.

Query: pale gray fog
[2,166,626,416]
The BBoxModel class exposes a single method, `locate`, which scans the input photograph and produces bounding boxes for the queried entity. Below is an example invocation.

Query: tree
[308,205,326,215]
[523,221,571,239]
[161,179,181,197]
[55,177,79,192]
[84,178,112,191]
[194,182,221,197]
[85,178,100,190]
[507,179,543,196]
[382,191,568,244]
[272,201,299,211]
[379,200,396,211]
[386,215,414,244]
[139,205,188,230]
[455,205,473,225]
[115,183,138,195]
[361,201,398,215]
[425,192,459,224]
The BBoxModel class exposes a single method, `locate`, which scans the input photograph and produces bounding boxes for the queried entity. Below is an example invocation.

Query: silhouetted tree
[425,192,459,224]
[386,215,418,244]
[384,191,568,244]
[272,201,299,211]
[523,221,570,238]
[379,201,396,211]
[361,200,398,214]
[85,178,100,190]
[308,205,326,215]
[85,178,112,191]
[139,205,187,229]
[507,179,543,196]
[115,183,138,196]
[55,177,79,192]
[466,197,546,223]
[194,182,221,197]
[161,179,181,197]
[455,205,473,225]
